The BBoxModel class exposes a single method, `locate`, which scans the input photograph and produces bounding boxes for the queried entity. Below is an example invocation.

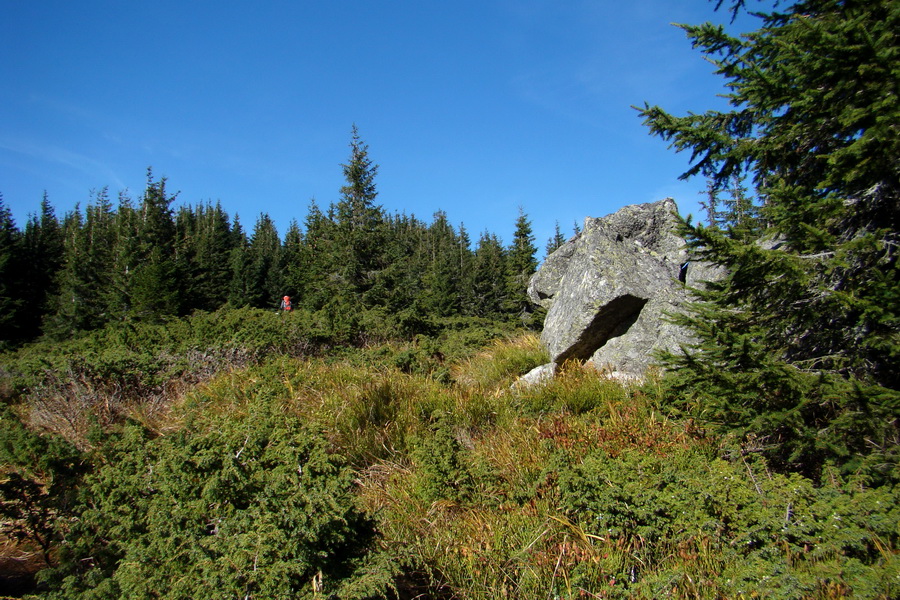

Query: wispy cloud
[0,135,127,192]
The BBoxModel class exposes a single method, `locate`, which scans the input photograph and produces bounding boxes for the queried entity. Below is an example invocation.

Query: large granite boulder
[527,198,720,380]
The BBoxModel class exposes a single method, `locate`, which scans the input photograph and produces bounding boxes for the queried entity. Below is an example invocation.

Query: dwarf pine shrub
[0,405,85,570]
[37,397,390,599]
[557,449,900,599]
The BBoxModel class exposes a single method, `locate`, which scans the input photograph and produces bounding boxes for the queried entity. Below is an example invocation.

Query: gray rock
[512,363,557,390]
[528,198,721,379]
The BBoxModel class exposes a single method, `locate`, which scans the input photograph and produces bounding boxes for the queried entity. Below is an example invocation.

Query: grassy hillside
[1,309,897,599]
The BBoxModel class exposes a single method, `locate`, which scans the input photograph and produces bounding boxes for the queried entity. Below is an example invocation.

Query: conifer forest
[0,127,543,348]
[1,1,898,598]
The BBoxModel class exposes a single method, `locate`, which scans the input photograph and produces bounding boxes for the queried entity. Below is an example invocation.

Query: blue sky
[2,0,758,255]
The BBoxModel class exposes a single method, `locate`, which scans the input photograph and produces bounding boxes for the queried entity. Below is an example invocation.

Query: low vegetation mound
[1,309,896,599]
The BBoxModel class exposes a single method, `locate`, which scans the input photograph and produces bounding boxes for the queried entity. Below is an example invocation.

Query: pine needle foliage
[36,399,387,600]
[638,0,900,479]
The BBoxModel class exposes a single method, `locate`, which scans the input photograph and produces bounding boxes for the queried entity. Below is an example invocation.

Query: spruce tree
[202,203,237,309]
[173,205,199,310]
[43,205,83,338]
[421,211,462,317]
[246,213,283,308]
[639,0,899,477]
[0,196,24,345]
[472,232,507,318]
[129,170,181,320]
[504,209,538,318]
[227,215,253,308]
[85,189,119,322]
[456,223,477,316]
[297,200,333,310]
[545,221,567,257]
[172,202,234,313]
[18,193,63,338]
[47,190,117,336]
[365,212,423,317]
[333,125,385,305]
[279,218,305,304]
[109,191,141,321]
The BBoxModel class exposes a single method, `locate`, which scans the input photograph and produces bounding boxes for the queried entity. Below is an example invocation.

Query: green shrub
[659,351,900,484]
[0,405,86,566]
[410,417,478,504]
[557,449,900,599]
[38,398,390,599]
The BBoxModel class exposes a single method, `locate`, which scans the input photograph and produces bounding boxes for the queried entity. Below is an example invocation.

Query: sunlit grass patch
[452,333,548,391]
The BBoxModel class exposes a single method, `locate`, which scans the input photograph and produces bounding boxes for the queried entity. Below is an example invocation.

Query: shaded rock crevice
[555,294,647,364]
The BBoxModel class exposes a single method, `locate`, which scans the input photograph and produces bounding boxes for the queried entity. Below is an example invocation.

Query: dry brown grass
[0,536,45,597]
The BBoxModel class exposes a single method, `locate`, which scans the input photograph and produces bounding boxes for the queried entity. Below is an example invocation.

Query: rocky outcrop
[526,198,721,381]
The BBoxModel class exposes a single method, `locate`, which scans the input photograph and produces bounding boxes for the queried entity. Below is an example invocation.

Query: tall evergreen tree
[48,189,117,335]
[639,0,899,476]
[421,211,462,317]
[178,202,234,312]
[363,212,422,316]
[472,231,507,318]
[545,221,567,257]
[80,191,118,327]
[47,205,87,337]
[280,218,305,303]
[334,125,385,305]
[227,214,254,307]
[108,191,141,321]
[129,170,181,320]
[246,213,283,308]
[504,208,538,318]
[0,196,24,345]
[297,200,334,310]
[699,174,761,237]
[173,205,199,310]
[456,223,477,316]
[18,193,63,338]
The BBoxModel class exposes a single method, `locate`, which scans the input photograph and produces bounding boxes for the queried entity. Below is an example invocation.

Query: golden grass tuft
[451,333,548,391]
